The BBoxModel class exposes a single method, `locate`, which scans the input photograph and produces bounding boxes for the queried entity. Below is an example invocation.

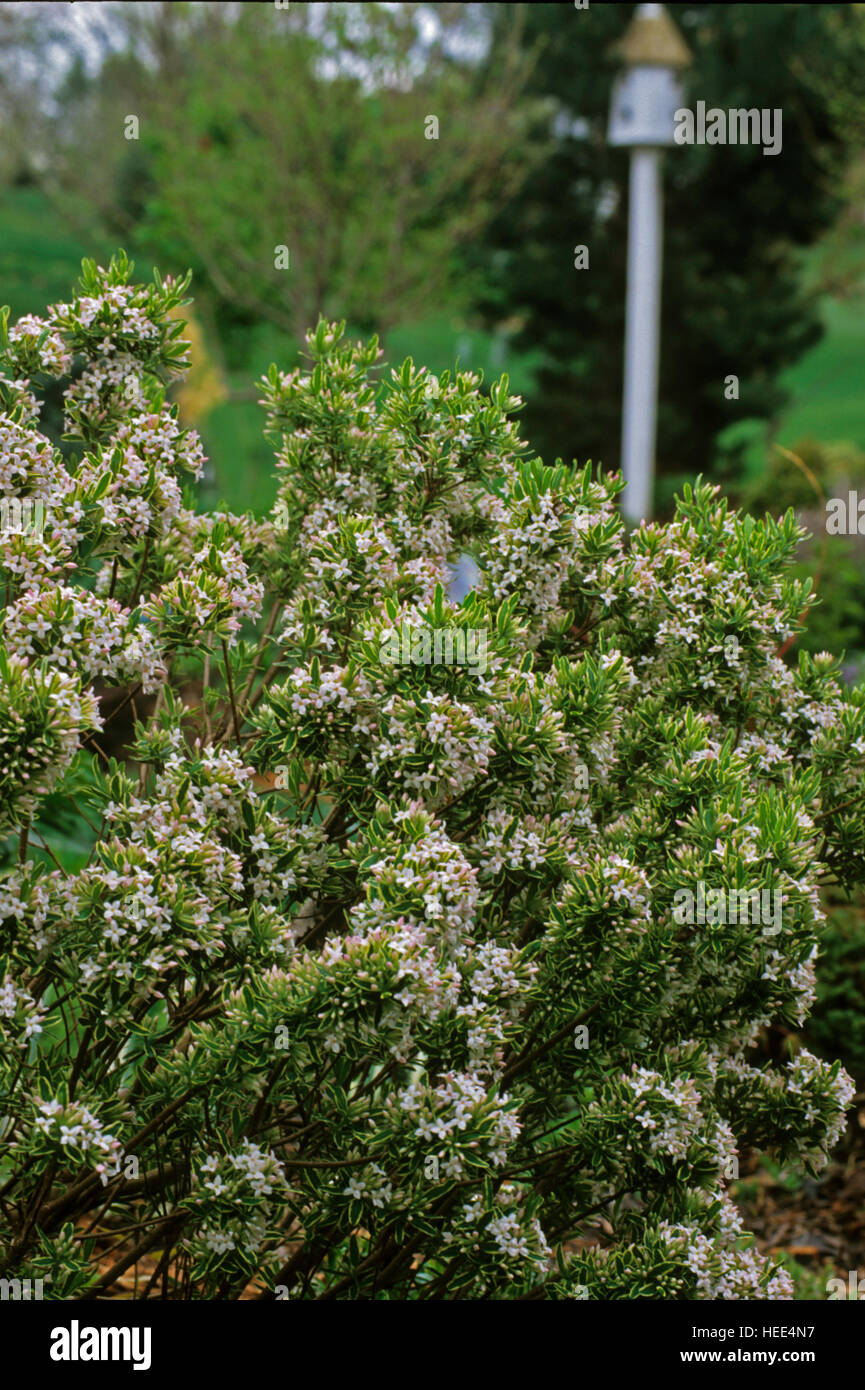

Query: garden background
[1,0,864,1295]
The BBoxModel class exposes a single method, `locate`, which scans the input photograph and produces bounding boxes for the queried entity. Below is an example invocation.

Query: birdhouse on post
[607,4,691,524]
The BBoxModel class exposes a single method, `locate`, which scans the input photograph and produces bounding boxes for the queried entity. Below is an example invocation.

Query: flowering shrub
[0,255,862,1300]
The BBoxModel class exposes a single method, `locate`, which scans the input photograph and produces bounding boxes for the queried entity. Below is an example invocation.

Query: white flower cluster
[342,1162,394,1209]
[0,414,60,496]
[0,655,100,832]
[64,745,328,990]
[711,1047,856,1163]
[7,314,73,376]
[367,690,495,805]
[0,414,85,590]
[0,867,57,953]
[393,1070,520,1171]
[30,1096,121,1167]
[188,1143,288,1262]
[52,283,160,346]
[481,482,614,643]
[202,1142,287,1200]
[72,405,205,549]
[0,370,40,422]
[477,806,585,877]
[62,353,148,433]
[283,662,364,721]
[440,1185,552,1285]
[3,585,165,692]
[785,1049,857,1151]
[0,971,44,1040]
[657,1219,794,1300]
[145,539,264,645]
[619,1067,704,1159]
[357,814,479,943]
[115,407,205,479]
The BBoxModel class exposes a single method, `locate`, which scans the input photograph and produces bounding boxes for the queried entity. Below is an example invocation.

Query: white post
[620,146,663,525]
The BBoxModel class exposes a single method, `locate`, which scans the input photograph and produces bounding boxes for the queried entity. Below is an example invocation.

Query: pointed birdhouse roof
[615,4,692,69]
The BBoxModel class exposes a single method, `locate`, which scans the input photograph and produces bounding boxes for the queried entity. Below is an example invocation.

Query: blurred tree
[0,1,540,349]
[144,2,539,343]
[0,1,154,240]
[464,3,865,489]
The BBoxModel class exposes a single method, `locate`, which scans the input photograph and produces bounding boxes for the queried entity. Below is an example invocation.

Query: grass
[718,234,865,480]
[0,183,135,317]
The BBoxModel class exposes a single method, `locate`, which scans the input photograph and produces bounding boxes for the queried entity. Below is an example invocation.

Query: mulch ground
[735,1093,865,1285]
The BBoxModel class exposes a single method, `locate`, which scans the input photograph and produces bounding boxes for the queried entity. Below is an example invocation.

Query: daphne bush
[0,255,862,1300]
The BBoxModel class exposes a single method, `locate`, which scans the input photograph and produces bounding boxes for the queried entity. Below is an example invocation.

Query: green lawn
[778,296,865,449]
[0,183,131,316]
[717,234,865,480]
